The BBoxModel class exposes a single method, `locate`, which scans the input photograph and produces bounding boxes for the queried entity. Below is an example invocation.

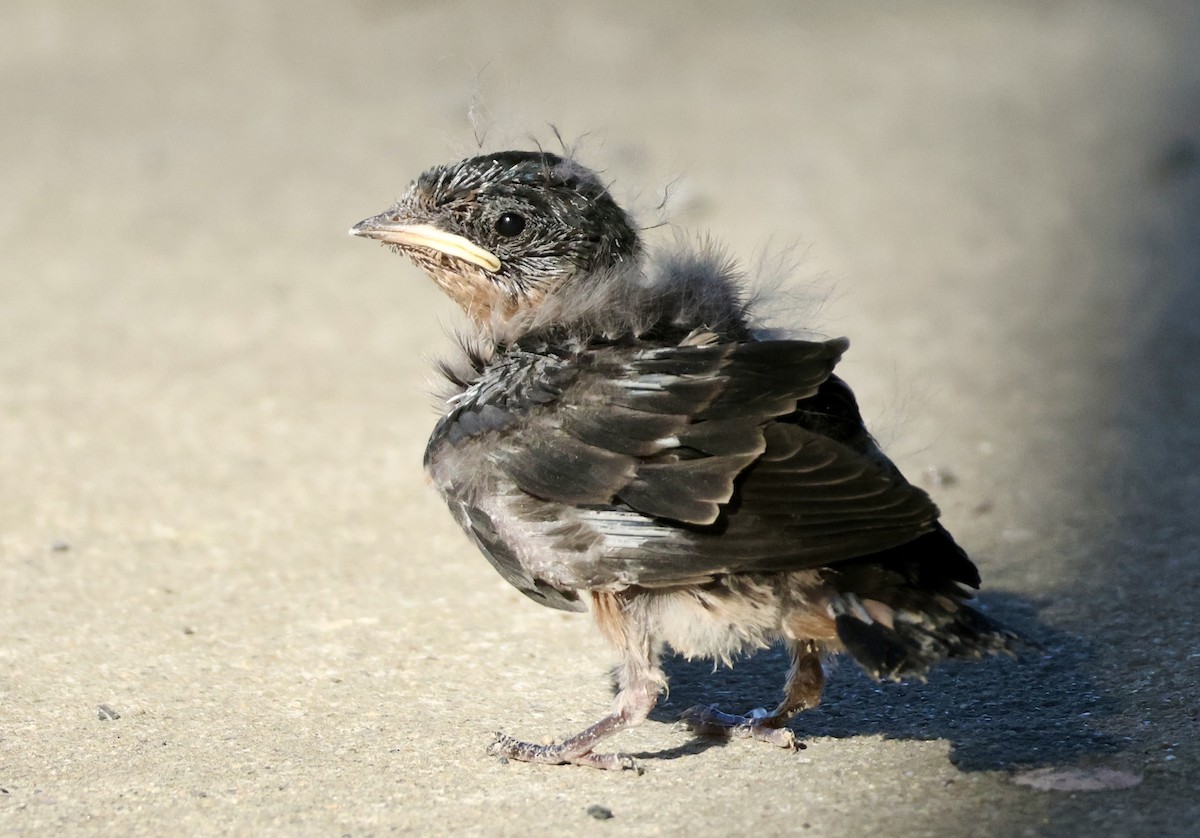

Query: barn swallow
[352,150,1017,770]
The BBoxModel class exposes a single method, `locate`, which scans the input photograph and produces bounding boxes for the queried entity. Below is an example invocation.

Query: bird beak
[349,216,501,273]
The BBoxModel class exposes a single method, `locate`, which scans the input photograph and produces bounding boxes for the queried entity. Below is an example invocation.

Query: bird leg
[487,591,665,771]
[487,679,658,770]
[682,641,825,750]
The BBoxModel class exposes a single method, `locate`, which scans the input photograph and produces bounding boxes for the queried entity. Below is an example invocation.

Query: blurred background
[2,1,1198,835]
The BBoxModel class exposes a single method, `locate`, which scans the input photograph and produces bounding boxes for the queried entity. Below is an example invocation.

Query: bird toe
[680,704,801,750]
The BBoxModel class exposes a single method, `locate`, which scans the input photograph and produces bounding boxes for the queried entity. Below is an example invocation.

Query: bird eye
[494,212,526,237]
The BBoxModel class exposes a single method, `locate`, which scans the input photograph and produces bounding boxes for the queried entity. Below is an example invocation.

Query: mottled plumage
[352,150,1018,770]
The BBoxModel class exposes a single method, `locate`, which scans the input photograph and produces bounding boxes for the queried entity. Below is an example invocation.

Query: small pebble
[587,804,614,820]
[97,704,120,721]
[921,465,958,488]
[1152,138,1198,182]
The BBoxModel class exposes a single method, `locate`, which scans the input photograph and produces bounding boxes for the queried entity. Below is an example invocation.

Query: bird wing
[434,336,942,595]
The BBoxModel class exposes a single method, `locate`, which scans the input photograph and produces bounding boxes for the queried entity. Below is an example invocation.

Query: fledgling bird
[351,150,1018,771]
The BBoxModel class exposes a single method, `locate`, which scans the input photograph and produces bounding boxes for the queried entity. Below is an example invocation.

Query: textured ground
[2,1,1199,835]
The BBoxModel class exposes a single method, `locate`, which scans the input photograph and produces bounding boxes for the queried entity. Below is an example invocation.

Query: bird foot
[680,705,801,750]
[487,731,642,772]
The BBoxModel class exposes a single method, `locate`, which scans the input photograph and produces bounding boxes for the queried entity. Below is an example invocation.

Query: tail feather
[826,527,1022,682]
[832,595,1019,682]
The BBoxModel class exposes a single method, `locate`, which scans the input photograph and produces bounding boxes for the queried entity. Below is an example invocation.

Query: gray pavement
[2,1,1199,835]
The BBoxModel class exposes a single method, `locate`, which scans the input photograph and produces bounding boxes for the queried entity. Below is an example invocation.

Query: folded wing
[436,336,943,599]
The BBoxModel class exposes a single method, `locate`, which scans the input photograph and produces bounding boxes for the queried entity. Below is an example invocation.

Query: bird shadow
[637,592,1120,770]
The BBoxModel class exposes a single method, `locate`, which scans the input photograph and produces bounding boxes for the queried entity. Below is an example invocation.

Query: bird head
[351,151,641,325]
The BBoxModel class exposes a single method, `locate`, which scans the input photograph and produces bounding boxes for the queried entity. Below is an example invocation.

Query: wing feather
[428,335,942,595]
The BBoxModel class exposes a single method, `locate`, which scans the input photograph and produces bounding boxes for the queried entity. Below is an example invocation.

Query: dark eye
[494,212,526,237]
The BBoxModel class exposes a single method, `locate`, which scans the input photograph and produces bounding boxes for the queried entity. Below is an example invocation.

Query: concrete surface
[3,1,1199,835]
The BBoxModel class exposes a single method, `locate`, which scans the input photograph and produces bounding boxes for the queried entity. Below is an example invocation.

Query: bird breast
[626,571,834,665]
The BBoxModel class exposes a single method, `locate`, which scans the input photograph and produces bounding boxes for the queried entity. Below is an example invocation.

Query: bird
[350,149,1019,771]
